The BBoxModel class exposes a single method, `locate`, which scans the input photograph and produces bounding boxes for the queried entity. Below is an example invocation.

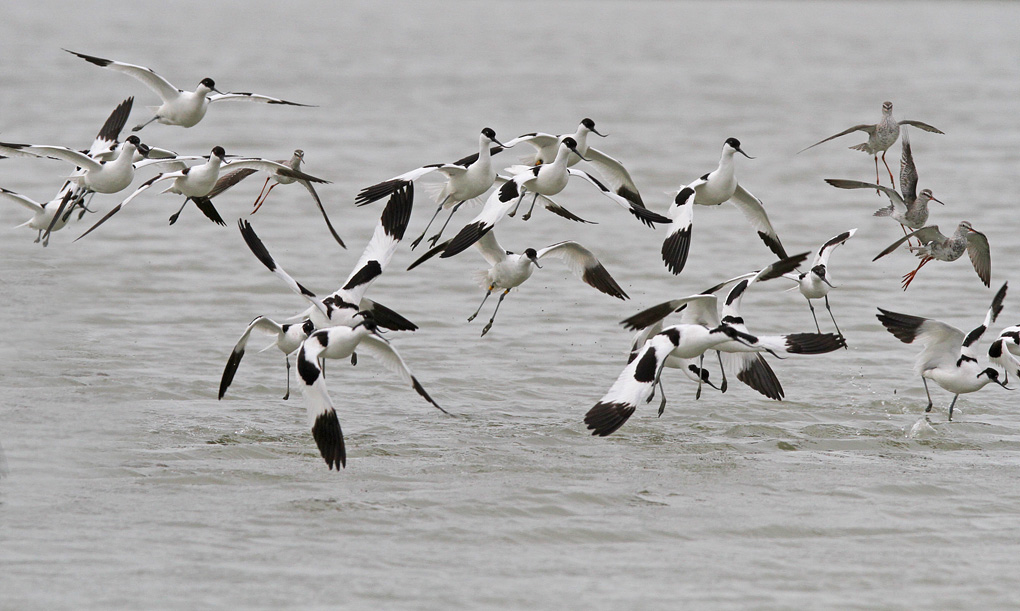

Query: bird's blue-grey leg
[132,116,159,132]
[824,295,844,343]
[468,286,494,322]
[283,355,291,400]
[656,378,668,416]
[695,354,705,400]
[411,195,452,249]
[655,361,669,416]
[521,193,541,221]
[427,200,465,248]
[922,377,934,413]
[480,289,510,337]
[948,394,959,422]
[169,199,189,225]
[507,189,527,217]
[806,297,821,333]
[716,351,728,392]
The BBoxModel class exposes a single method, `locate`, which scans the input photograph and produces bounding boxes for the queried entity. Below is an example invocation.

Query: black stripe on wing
[661,225,692,275]
[631,204,670,228]
[585,402,637,437]
[342,261,381,291]
[312,409,346,470]
[64,49,113,67]
[379,181,413,240]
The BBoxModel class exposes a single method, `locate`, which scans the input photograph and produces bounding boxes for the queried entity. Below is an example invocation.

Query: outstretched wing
[536,241,628,300]
[65,49,181,102]
[873,226,945,261]
[208,92,314,107]
[583,146,645,208]
[798,124,877,154]
[966,229,992,288]
[876,308,963,375]
[729,185,787,259]
[813,229,856,268]
[565,168,669,227]
[356,335,447,414]
[661,185,697,275]
[237,220,328,317]
[899,128,919,204]
[825,178,906,214]
[218,316,287,400]
[897,120,944,134]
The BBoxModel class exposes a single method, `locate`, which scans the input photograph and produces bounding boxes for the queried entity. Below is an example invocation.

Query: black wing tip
[758,231,789,259]
[441,222,489,259]
[378,182,413,240]
[661,227,692,275]
[784,333,847,354]
[620,302,676,332]
[876,308,924,344]
[584,402,637,437]
[218,349,245,400]
[736,354,785,401]
[412,377,448,414]
[312,410,346,470]
[582,264,629,300]
[238,219,278,271]
[367,301,418,332]
[632,206,671,228]
[407,239,451,271]
[355,179,409,206]
[64,48,111,67]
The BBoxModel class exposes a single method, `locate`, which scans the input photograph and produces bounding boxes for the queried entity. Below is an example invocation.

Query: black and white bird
[409,229,629,336]
[873,221,991,290]
[783,229,856,335]
[354,128,509,249]
[203,149,345,248]
[65,49,313,131]
[619,254,845,409]
[661,138,788,275]
[988,325,1020,383]
[585,295,760,436]
[502,118,646,208]
[799,101,943,187]
[877,283,1010,421]
[218,317,315,400]
[296,312,447,470]
[237,183,418,333]
[77,146,330,238]
[0,135,188,196]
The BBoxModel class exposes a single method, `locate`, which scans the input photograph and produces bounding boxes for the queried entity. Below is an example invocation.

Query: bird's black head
[524,247,541,268]
[301,319,315,336]
[725,137,753,159]
[481,127,496,140]
[125,135,141,146]
[581,118,606,137]
[979,368,1010,389]
[211,146,226,160]
[562,137,578,150]
[200,77,217,90]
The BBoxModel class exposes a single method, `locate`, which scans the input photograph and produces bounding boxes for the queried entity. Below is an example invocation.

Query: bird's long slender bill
[569,148,590,162]
[735,148,755,159]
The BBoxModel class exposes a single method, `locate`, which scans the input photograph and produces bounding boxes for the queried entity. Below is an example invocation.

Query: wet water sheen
[1,1,1019,608]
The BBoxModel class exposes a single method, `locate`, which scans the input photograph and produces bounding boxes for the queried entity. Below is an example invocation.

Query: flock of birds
[2,51,1017,471]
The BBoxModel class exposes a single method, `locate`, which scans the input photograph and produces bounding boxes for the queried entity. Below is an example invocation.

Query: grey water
[2,1,1019,608]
